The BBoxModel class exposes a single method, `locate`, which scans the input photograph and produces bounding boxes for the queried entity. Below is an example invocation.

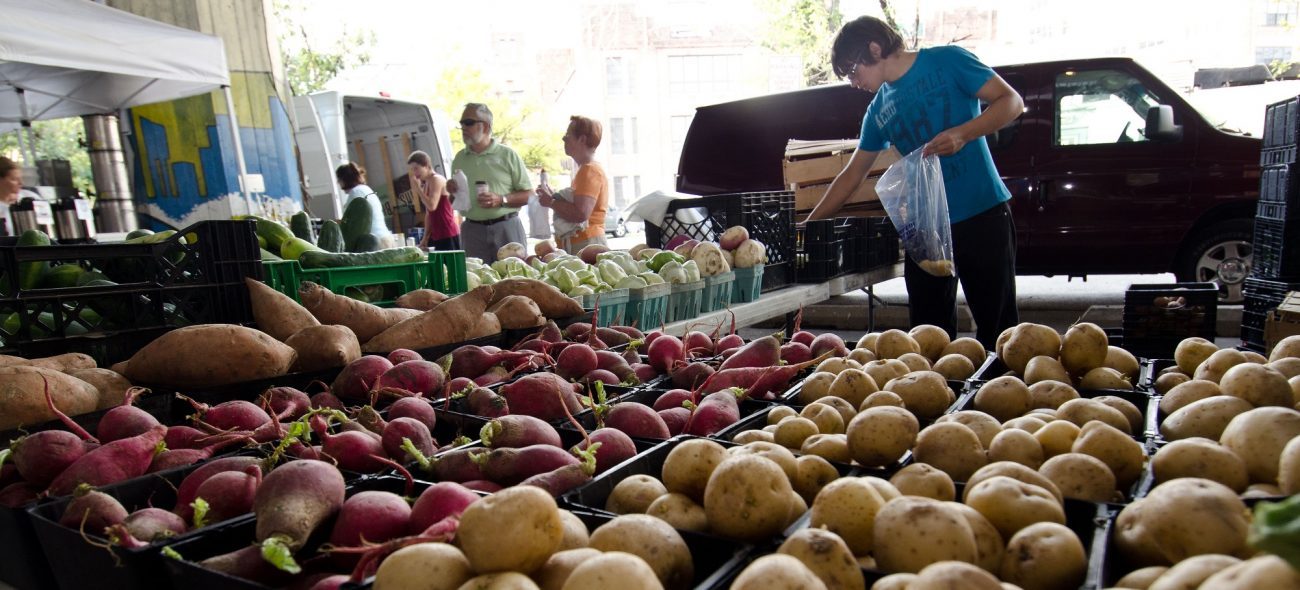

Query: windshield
[1183,80,1300,137]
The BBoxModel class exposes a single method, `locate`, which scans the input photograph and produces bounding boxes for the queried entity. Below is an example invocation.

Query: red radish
[193,464,262,524]
[473,366,513,387]
[288,442,323,460]
[311,391,344,411]
[645,329,664,345]
[179,396,271,433]
[461,480,502,493]
[659,407,691,435]
[465,387,509,418]
[253,459,346,554]
[810,333,849,359]
[612,326,645,341]
[609,364,639,383]
[98,388,160,443]
[426,448,486,482]
[647,335,685,373]
[781,342,813,364]
[328,490,411,551]
[584,369,620,386]
[595,327,631,348]
[792,331,815,347]
[174,456,264,522]
[520,460,594,497]
[683,331,714,355]
[515,339,550,354]
[332,356,394,401]
[446,376,474,395]
[556,344,598,380]
[0,482,38,508]
[148,434,250,473]
[0,464,17,488]
[671,362,716,390]
[564,323,592,341]
[701,353,828,399]
[10,429,93,488]
[443,346,538,380]
[199,544,296,587]
[652,389,693,411]
[605,403,671,439]
[320,429,387,473]
[684,390,742,436]
[595,350,629,372]
[306,575,351,590]
[58,487,127,530]
[123,507,187,541]
[260,387,311,421]
[537,321,564,343]
[499,373,585,422]
[408,481,480,534]
[572,428,636,474]
[387,397,437,430]
[483,346,501,353]
[716,334,744,354]
[164,425,209,450]
[474,444,580,486]
[375,360,446,399]
[47,425,166,496]
[480,415,562,449]
[622,346,641,365]
[381,417,434,461]
[355,406,388,435]
[718,335,781,370]
[632,364,658,383]
[386,349,422,364]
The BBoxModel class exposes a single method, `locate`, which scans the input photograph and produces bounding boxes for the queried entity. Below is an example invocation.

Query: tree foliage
[273,1,376,96]
[0,119,92,193]
[758,0,844,86]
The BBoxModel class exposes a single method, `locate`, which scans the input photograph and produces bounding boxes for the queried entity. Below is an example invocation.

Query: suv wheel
[1174,219,1253,304]
[613,220,627,238]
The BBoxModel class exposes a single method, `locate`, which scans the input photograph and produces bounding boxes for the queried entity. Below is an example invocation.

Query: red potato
[684,391,742,436]
[382,417,435,462]
[408,481,481,534]
[123,507,187,542]
[193,464,262,524]
[481,415,562,449]
[574,428,637,474]
[58,488,128,531]
[331,356,394,402]
[499,373,585,422]
[47,425,167,496]
[474,444,581,486]
[718,335,781,370]
[606,403,672,439]
[174,456,264,522]
[253,459,347,553]
[386,397,437,430]
[10,429,94,488]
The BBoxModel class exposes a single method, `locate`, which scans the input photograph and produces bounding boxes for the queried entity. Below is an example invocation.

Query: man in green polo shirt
[449,102,533,262]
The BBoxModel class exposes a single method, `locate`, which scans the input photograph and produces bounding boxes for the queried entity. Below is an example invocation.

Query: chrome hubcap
[1194,239,1251,303]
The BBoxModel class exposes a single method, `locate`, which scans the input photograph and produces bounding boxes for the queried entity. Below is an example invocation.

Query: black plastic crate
[1260,164,1298,205]
[1262,145,1298,166]
[1257,199,1300,222]
[643,191,795,292]
[1263,94,1298,149]
[862,216,901,270]
[1121,283,1217,348]
[794,218,854,283]
[1251,218,1300,280]
[0,500,56,590]
[0,220,261,366]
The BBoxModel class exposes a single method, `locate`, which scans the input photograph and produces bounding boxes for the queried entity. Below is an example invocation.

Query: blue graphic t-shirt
[858,46,1012,223]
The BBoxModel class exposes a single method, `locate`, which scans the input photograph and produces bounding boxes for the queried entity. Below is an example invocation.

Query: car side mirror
[1145,105,1182,141]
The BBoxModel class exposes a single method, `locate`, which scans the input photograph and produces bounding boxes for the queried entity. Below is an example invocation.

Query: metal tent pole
[222,85,254,214]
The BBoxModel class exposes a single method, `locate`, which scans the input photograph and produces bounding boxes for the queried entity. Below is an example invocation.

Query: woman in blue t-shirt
[807,16,1025,350]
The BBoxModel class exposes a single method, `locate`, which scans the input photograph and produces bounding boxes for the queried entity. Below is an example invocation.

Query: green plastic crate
[625,283,670,329]
[580,288,630,327]
[731,264,764,303]
[668,280,705,323]
[261,251,468,306]
[701,271,735,313]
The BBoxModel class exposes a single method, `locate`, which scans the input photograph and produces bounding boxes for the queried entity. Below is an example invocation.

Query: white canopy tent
[0,0,250,202]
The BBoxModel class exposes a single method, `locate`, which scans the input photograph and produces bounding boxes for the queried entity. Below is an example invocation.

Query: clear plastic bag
[875,147,956,277]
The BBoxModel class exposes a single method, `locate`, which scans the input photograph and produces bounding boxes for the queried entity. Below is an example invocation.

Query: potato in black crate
[1121,283,1217,341]
[1251,217,1300,279]
[643,191,795,292]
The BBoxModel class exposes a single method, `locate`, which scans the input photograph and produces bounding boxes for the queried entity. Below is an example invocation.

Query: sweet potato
[0,354,29,367]
[124,325,296,388]
[245,277,319,341]
[362,286,497,353]
[395,288,450,311]
[28,352,97,373]
[488,295,546,329]
[66,368,133,410]
[488,278,584,319]
[0,366,99,430]
[298,281,417,343]
[285,325,361,372]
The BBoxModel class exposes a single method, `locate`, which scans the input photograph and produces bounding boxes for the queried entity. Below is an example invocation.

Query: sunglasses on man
[460,119,483,127]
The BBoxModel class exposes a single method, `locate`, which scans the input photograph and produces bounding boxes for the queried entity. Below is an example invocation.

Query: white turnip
[720,226,750,251]
[732,239,767,268]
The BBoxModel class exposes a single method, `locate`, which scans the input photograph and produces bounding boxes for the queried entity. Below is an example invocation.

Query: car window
[1054,69,1163,146]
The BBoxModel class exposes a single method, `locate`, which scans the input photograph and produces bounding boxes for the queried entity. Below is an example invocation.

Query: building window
[610,117,638,155]
[613,175,626,204]
[668,54,743,96]
[611,175,641,207]
[1257,46,1293,65]
[606,57,632,96]
[1264,1,1298,26]
[670,115,693,149]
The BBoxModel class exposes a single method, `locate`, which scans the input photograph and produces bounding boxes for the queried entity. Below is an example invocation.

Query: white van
[292,92,454,237]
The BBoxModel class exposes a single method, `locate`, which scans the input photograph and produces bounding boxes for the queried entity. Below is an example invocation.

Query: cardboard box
[795,177,882,212]
[784,139,900,211]
[1265,291,1300,353]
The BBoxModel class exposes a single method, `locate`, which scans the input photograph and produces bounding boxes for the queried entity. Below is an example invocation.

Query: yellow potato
[588,515,693,590]
[777,527,865,590]
[1023,356,1071,385]
[1039,452,1117,502]
[606,474,669,515]
[767,405,799,425]
[792,454,841,504]
[909,325,951,362]
[809,477,887,555]
[913,422,987,482]
[911,561,1002,590]
[1154,371,1191,395]
[963,461,1064,504]
[946,502,1005,574]
[875,329,921,359]
[1094,395,1143,434]
[1176,337,1218,375]
[1002,323,1062,375]
[557,510,589,551]
[730,554,828,590]
[644,493,709,534]
[974,376,1032,421]
[1146,554,1241,590]
[933,353,976,381]
[941,337,987,368]
[988,428,1045,469]
[859,390,905,411]
[1114,478,1251,567]
[560,552,663,590]
[1270,335,1300,361]
[535,548,603,590]
[827,368,879,408]
[801,433,852,464]
[1071,421,1146,489]
[1060,322,1109,377]
[774,417,821,450]
[374,543,473,590]
[1158,380,1221,416]
[1056,398,1131,434]
[1027,380,1079,410]
[702,455,793,542]
[847,348,877,366]
[733,430,774,445]
[999,522,1087,590]
[1280,436,1300,494]
[1105,345,1141,381]
[889,463,956,501]
[1003,415,1049,434]
[799,404,845,437]
[897,353,933,373]
[1033,420,1081,458]
[965,476,1066,539]
[1199,555,1300,589]
[1152,438,1248,492]
[1218,363,1293,407]
[1219,406,1300,484]
[1160,395,1254,441]
[884,371,953,421]
[1267,357,1300,379]
[1193,348,1248,383]
[863,360,910,389]
[856,332,880,352]
[936,410,1002,449]
[797,372,837,405]
[872,497,978,574]
[846,406,918,468]
[661,439,728,503]
[1115,566,1168,590]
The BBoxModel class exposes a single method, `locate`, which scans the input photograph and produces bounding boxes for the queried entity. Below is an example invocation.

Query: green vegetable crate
[731,264,764,303]
[262,251,468,306]
[579,288,630,327]
[701,271,735,313]
[668,280,705,323]
[626,283,670,329]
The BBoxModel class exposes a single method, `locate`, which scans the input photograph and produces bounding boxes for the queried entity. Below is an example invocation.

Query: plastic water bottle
[452,169,469,201]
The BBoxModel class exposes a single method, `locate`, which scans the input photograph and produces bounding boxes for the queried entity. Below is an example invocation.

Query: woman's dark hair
[0,156,17,178]
[335,162,365,190]
[831,16,905,78]
[406,150,432,167]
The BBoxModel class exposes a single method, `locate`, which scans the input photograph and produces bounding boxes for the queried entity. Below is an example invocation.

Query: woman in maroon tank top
[408,150,461,251]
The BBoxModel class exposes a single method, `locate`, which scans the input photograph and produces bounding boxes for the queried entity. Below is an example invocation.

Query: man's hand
[538,192,555,207]
[478,191,502,208]
[923,129,967,157]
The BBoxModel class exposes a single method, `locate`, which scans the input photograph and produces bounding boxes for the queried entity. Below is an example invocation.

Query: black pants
[904,201,1018,350]
[429,235,462,251]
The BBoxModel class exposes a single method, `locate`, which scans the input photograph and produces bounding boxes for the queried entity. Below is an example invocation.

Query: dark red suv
[676,58,1262,302]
